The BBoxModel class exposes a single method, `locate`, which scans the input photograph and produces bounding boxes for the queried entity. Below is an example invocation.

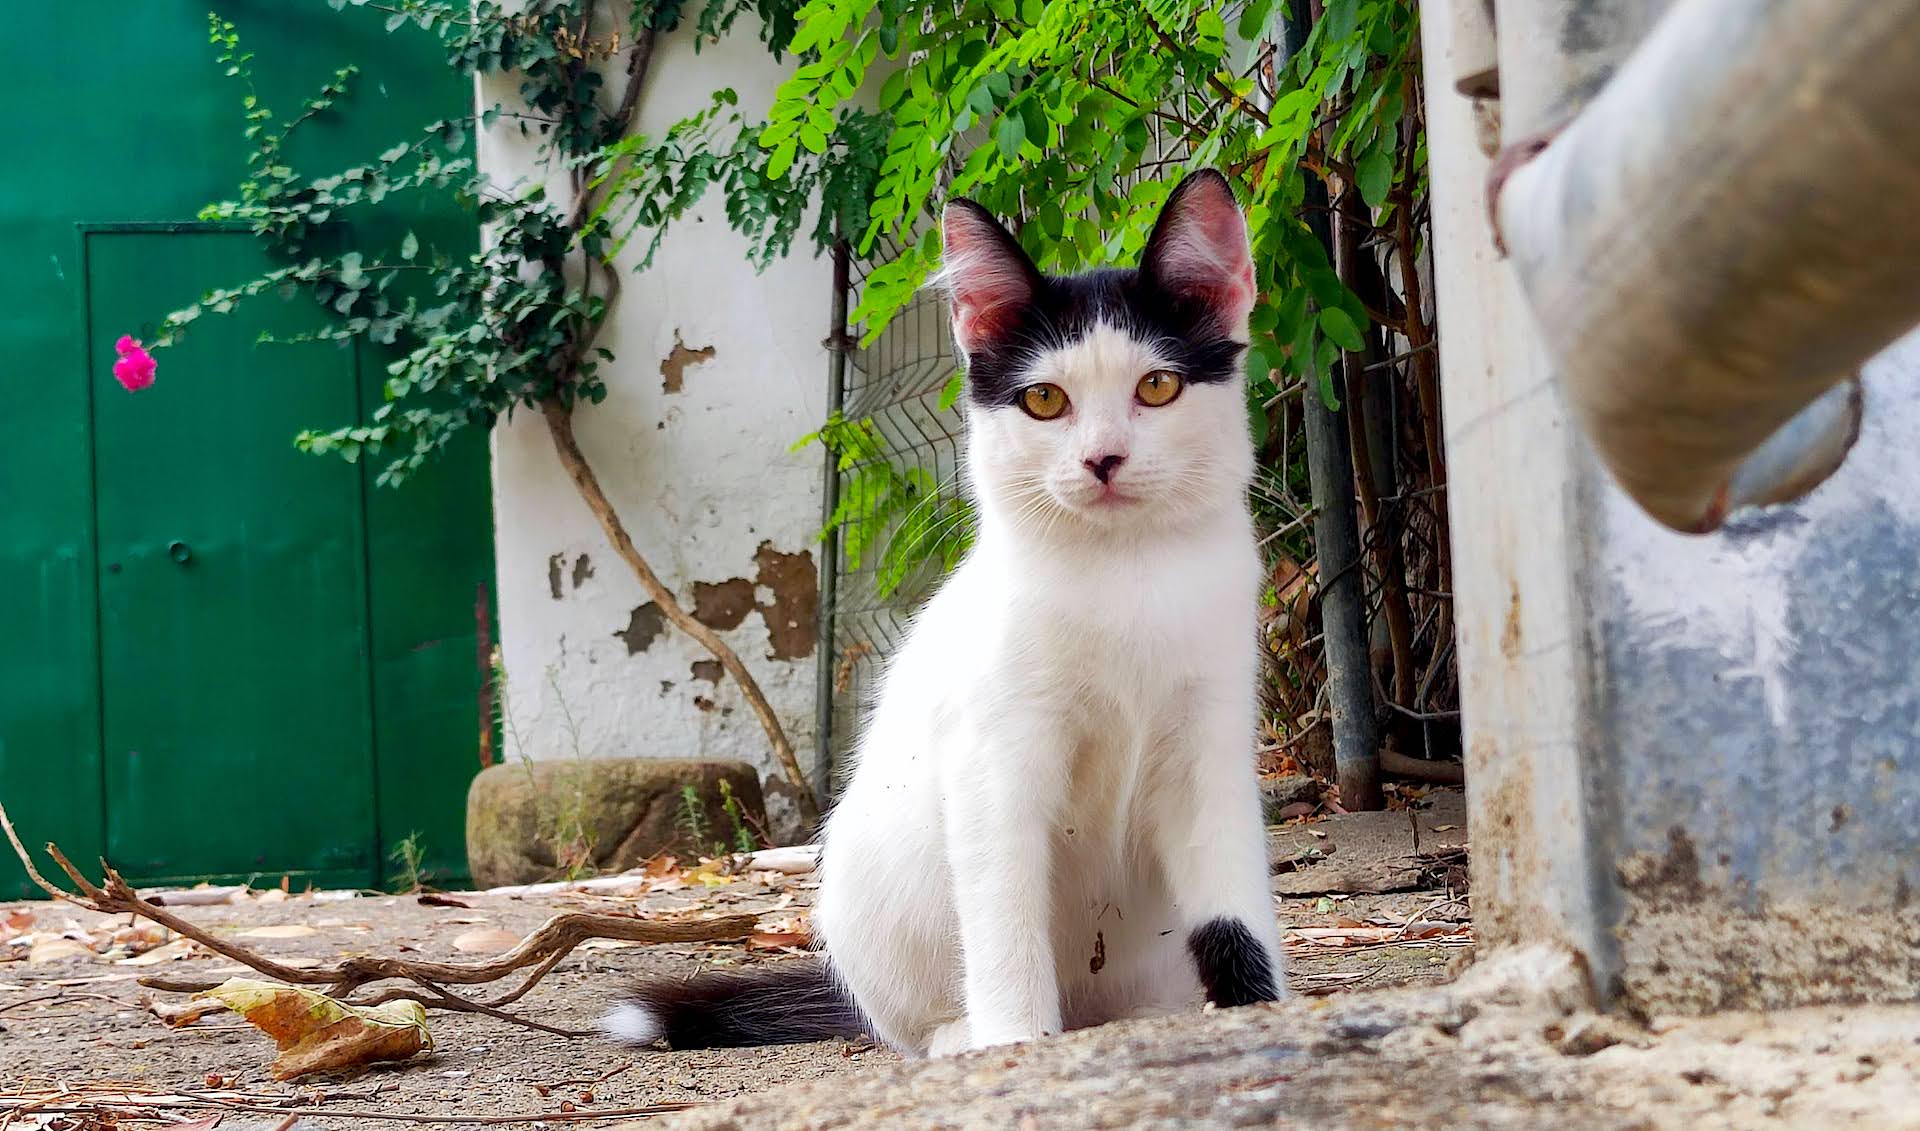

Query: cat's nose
[1084,453,1127,483]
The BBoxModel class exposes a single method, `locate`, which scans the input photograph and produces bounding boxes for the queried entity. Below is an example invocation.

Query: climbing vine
[143,0,891,822]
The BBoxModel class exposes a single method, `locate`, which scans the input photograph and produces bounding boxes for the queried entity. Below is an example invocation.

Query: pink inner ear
[942,205,1035,355]
[1146,177,1256,331]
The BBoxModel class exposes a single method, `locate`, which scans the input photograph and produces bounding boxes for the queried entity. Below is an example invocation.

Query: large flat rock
[466,757,766,887]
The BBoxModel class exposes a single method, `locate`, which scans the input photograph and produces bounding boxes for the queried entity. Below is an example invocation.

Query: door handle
[168,541,193,564]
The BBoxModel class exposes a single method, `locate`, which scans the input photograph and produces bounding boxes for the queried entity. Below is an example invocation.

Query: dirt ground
[1,791,1471,1129]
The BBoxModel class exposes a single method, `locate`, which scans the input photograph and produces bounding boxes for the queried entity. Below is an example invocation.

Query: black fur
[948,172,1248,411]
[1187,917,1279,1007]
[613,958,868,1049]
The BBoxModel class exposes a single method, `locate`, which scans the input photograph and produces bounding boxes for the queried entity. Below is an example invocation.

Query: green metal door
[1,5,495,899]
[88,229,378,887]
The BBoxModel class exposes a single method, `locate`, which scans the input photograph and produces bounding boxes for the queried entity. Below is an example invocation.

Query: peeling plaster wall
[478,23,828,826]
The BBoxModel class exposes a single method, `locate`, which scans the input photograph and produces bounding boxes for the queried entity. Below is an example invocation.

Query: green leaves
[937,370,965,412]
[1355,141,1394,208]
[767,0,1424,593]
[994,110,1025,161]
[796,413,974,599]
[1318,307,1365,353]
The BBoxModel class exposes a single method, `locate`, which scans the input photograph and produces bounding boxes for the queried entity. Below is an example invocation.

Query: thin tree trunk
[541,398,820,826]
[1335,187,1417,708]
[1289,0,1381,811]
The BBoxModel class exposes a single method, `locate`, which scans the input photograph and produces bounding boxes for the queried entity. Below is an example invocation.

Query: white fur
[814,293,1280,1055]
[598,1002,663,1045]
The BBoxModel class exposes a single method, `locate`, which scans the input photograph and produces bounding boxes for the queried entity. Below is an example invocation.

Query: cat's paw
[925,1019,973,1057]
[961,1021,1056,1053]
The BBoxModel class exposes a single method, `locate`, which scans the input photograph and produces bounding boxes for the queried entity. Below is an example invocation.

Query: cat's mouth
[1078,483,1141,509]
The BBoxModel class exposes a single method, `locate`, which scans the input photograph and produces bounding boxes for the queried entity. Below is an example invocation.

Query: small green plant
[719,778,760,854]
[677,784,715,856]
[388,830,428,893]
[494,651,599,881]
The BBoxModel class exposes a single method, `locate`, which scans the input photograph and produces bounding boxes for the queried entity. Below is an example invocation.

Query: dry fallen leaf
[118,937,200,967]
[452,928,522,954]
[111,923,173,950]
[237,924,318,940]
[2,908,35,940]
[28,937,95,965]
[147,994,228,1027]
[200,977,432,1080]
[748,913,813,951]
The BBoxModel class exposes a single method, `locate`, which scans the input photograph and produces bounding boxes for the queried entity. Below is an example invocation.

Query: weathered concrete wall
[1593,343,1920,1013]
[1426,0,1920,1011]
[479,20,829,834]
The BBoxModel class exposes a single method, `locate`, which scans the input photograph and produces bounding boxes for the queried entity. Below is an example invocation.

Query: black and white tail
[600,959,868,1049]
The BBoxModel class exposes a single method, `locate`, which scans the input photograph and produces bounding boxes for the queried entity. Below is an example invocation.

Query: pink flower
[112,335,156,392]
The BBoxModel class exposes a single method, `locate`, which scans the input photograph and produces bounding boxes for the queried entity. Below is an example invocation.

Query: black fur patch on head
[962,267,1246,410]
[947,171,1252,411]
[1187,917,1279,1007]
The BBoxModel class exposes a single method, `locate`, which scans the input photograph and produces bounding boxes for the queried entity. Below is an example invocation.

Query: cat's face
[941,172,1257,535]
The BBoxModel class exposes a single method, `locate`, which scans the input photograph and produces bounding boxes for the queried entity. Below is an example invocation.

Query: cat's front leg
[940,716,1067,1051]
[1149,689,1286,1007]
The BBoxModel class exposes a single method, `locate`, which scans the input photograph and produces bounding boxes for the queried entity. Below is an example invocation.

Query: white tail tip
[599,1002,663,1045]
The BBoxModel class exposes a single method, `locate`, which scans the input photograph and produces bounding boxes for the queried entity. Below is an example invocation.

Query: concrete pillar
[1424,0,1920,1013]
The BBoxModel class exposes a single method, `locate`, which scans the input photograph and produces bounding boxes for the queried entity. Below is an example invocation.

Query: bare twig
[0,797,85,906]
[1,797,757,1037]
[1381,746,1464,785]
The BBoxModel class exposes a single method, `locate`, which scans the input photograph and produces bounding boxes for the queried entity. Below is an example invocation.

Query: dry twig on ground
[0,797,756,1037]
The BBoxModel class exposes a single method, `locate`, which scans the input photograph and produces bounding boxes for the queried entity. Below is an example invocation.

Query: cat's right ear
[939,199,1040,357]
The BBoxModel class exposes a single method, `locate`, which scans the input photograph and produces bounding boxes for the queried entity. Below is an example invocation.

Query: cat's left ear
[1140,170,1256,337]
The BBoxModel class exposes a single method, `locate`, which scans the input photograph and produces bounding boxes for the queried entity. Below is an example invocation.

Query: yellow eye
[1136,370,1183,407]
[1019,383,1070,420]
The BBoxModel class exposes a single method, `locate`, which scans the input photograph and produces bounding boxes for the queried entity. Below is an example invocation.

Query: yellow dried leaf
[199,978,431,1080]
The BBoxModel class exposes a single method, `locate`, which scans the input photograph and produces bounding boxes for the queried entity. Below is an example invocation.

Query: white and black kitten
[606,169,1280,1056]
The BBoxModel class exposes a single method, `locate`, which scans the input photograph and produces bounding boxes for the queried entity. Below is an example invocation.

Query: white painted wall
[479,21,831,839]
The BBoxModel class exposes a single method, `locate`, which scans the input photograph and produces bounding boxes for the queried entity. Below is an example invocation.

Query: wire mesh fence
[813,244,1458,795]
[815,241,966,788]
